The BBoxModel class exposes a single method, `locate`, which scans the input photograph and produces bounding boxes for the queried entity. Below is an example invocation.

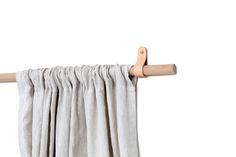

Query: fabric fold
[17,65,139,157]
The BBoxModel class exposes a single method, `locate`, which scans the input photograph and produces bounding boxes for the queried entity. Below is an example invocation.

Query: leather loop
[133,47,148,77]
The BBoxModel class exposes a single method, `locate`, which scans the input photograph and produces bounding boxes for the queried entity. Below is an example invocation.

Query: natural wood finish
[0,73,16,83]
[129,64,176,76]
[0,64,176,83]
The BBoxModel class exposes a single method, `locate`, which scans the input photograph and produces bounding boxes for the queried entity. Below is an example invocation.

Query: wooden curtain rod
[0,47,177,83]
[0,64,176,83]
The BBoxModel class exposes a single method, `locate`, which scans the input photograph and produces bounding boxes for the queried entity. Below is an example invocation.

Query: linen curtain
[16,65,139,157]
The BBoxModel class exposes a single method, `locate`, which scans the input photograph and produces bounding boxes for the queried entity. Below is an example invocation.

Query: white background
[0,0,236,156]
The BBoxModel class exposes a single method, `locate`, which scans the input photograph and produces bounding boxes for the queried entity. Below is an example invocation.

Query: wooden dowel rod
[129,64,177,76]
[0,73,16,83]
[0,64,176,83]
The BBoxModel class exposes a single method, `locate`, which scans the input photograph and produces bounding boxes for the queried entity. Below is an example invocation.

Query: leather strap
[133,47,148,77]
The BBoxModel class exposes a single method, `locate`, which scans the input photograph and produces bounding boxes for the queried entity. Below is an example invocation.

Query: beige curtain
[16,65,139,157]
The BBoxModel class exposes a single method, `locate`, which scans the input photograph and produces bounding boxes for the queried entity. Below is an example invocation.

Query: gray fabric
[16,65,139,157]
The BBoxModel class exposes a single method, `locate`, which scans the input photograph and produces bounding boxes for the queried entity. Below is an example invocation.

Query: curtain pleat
[16,65,139,157]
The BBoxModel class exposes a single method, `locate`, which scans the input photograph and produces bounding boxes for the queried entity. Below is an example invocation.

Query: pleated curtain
[16,65,139,157]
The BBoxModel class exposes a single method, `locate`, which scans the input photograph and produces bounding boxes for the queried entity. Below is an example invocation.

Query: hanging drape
[16,65,139,157]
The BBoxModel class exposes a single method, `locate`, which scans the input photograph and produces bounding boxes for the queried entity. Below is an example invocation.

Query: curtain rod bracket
[132,47,148,77]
